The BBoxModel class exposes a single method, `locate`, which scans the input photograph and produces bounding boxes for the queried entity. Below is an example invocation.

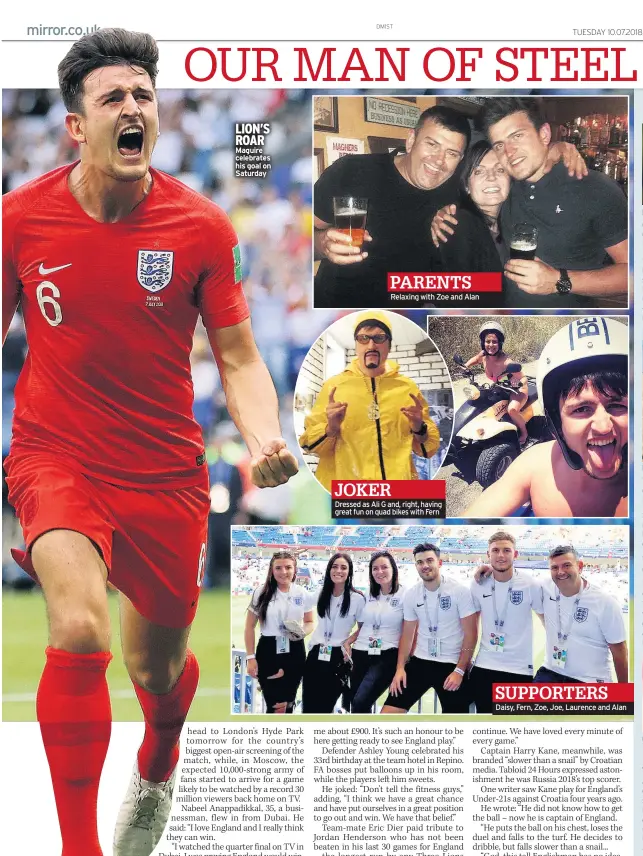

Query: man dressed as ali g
[299,311,440,488]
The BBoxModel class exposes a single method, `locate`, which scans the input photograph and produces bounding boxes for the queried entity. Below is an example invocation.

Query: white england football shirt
[353,585,406,651]
[403,578,476,664]
[249,584,312,637]
[309,590,366,647]
[471,570,543,675]
[540,578,626,682]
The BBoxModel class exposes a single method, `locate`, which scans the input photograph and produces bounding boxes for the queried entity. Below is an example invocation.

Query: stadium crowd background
[2,88,343,588]
[231,524,629,608]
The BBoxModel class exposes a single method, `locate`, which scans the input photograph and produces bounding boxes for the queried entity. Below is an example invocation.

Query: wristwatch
[555,268,572,294]
[411,422,428,435]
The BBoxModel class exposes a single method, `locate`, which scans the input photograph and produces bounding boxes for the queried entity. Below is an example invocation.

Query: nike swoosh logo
[39,263,72,275]
[483,594,493,598]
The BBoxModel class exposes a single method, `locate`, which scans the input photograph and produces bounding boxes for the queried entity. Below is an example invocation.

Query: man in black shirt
[314,106,497,308]
[479,98,628,309]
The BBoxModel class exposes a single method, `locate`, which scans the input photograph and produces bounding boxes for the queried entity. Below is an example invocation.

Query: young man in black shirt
[479,97,628,309]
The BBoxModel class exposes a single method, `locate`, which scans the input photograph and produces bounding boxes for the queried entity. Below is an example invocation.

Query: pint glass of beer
[510,224,538,260]
[333,196,368,247]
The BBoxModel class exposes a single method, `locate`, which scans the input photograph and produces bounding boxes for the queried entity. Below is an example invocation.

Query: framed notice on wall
[326,137,365,165]
[364,97,421,128]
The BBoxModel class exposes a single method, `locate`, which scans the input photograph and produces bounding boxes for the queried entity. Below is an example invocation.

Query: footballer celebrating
[2,29,298,856]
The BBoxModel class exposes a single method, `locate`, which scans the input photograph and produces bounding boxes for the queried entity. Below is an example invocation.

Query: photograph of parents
[313,95,628,311]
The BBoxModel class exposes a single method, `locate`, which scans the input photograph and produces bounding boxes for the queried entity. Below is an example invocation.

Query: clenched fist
[250,438,299,488]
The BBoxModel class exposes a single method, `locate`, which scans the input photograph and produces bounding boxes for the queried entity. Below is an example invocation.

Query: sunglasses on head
[355,333,390,344]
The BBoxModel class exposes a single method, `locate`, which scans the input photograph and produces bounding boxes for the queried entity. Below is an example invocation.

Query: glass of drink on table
[333,196,368,248]
[510,223,538,260]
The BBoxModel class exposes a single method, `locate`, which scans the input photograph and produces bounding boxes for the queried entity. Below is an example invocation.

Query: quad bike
[446,355,550,489]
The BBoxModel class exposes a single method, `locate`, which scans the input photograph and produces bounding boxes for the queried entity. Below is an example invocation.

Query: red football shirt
[3,164,250,488]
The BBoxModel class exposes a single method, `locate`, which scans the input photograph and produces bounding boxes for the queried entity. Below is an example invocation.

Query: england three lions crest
[574,607,589,623]
[510,590,524,605]
[137,250,174,292]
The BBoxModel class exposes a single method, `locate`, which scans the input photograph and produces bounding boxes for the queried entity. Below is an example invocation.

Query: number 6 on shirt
[36,282,63,327]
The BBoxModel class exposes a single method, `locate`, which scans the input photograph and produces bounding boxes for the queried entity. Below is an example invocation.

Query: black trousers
[533,666,582,684]
[302,644,348,714]
[350,648,399,713]
[256,635,306,713]
[469,665,533,713]
[383,657,470,713]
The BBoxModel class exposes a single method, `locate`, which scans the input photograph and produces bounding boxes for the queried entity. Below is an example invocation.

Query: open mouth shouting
[117,125,144,159]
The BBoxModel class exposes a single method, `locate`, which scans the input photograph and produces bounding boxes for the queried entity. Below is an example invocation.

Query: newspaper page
[1,6,640,856]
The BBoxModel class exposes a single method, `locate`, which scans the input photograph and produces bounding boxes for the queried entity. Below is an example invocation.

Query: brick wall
[345,344,451,390]
[297,335,325,398]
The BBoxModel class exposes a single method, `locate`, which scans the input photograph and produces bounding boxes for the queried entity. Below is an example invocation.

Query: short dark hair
[548,545,579,561]
[415,105,471,150]
[548,369,627,432]
[461,139,493,192]
[413,542,441,559]
[58,28,159,113]
[477,97,546,138]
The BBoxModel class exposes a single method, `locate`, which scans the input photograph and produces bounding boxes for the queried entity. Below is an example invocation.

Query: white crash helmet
[479,322,505,351]
[479,322,505,339]
[537,317,628,469]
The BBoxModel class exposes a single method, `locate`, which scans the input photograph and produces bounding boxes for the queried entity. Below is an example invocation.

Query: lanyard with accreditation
[490,575,518,654]
[275,591,294,655]
[552,579,587,669]
[319,598,342,661]
[423,586,442,659]
[368,593,393,655]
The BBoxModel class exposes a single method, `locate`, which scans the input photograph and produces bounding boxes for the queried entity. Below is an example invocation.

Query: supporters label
[331,479,446,518]
[492,683,634,715]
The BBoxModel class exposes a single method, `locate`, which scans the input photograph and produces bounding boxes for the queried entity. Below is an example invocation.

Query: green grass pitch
[4,590,631,721]
[2,588,230,722]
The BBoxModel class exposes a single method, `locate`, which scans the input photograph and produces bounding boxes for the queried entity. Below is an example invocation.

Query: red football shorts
[5,454,210,628]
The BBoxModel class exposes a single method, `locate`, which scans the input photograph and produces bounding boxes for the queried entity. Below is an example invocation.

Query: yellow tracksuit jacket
[299,359,440,491]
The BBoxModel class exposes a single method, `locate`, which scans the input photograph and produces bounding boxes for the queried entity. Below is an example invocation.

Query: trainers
[113,762,177,856]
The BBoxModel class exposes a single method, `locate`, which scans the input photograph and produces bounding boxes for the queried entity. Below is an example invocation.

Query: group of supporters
[244,532,628,714]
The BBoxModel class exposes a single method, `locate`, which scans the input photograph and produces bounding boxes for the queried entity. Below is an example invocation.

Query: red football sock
[134,650,199,783]
[37,646,112,856]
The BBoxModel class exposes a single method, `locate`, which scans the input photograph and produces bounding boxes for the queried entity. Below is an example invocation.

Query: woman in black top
[435,140,509,273]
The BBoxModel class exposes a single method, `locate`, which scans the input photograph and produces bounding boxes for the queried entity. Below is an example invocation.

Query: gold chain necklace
[364,375,381,421]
